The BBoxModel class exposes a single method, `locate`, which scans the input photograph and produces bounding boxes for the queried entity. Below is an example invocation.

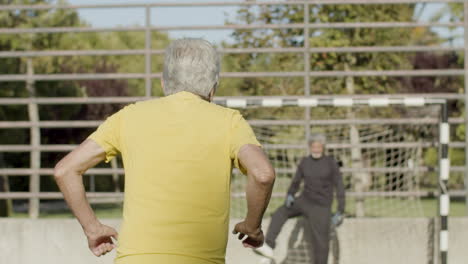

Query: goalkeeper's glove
[285,194,295,208]
[331,212,344,227]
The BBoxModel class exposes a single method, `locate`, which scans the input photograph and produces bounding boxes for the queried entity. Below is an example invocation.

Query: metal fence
[0,0,467,224]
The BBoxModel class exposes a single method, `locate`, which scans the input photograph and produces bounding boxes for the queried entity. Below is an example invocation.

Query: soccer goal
[218,96,450,264]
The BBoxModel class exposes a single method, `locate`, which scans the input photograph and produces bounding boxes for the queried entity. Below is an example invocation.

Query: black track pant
[265,196,331,264]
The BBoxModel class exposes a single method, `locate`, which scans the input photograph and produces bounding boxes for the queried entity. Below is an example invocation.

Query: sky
[67,0,239,44]
[66,0,464,46]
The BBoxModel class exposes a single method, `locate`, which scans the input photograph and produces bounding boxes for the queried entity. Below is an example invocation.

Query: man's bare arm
[54,138,117,256]
[232,144,275,248]
[239,144,275,228]
[54,139,104,231]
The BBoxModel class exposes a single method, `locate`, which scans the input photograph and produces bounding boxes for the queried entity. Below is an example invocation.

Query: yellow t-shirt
[86,91,261,264]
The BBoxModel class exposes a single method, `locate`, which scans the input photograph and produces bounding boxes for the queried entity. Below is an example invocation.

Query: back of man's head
[162,38,220,98]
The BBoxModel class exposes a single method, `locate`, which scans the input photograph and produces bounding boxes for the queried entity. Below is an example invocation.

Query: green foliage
[222,3,465,194]
[221,4,434,98]
[220,4,444,122]
[0,0,171,195]
[1,2,465,202]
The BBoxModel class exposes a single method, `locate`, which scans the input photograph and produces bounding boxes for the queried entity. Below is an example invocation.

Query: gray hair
[162,38,220,97]
[308,133,327,146]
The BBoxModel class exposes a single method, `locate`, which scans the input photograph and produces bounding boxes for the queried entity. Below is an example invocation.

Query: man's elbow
[53,163,68,180]
[252,166,276,186]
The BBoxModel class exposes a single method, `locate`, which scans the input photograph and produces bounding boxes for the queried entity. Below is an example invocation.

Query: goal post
[216,96,450,264]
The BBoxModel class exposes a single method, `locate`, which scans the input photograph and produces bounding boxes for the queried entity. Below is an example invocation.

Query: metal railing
[0,1,466,219]
[1,2,466,263]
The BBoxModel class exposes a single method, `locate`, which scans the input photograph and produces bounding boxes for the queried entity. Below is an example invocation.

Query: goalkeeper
[254,133,345,264]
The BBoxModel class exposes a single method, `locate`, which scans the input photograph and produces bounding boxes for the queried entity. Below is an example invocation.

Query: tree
[222,2,447,216]
[0,0,86,217]
[0,0,172,216]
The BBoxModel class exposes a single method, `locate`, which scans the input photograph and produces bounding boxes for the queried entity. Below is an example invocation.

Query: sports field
[1,1,468,263]
[8,198,466,219]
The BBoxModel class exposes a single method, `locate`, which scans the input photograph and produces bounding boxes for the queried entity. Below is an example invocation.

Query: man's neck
[190,92,211,102]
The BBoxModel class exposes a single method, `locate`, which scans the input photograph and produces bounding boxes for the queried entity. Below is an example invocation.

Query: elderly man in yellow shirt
[53,38,276,264]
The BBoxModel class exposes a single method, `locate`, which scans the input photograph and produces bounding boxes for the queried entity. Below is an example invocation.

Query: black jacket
[287,155,345,213]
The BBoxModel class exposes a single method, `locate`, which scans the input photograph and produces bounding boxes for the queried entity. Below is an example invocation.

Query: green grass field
[8,197,467,219]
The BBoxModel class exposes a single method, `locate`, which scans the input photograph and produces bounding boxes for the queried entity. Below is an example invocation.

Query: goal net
[228,101,443,264]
